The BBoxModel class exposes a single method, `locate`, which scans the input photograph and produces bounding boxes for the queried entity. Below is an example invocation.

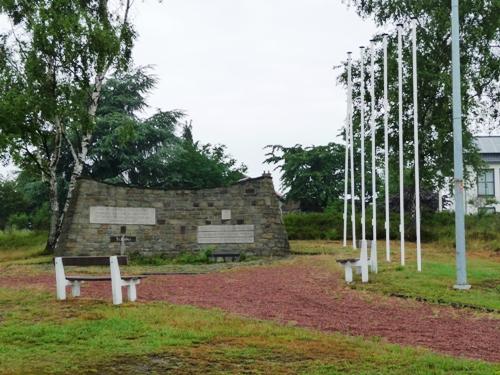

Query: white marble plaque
[197,225,254,244]
[221,209,231,220]
[90,206,156,225]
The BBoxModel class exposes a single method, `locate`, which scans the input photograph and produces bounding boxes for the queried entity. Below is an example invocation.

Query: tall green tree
[0,0,136,249]
[339,0,497,205]
[265,143,348,211]
[85,69,247,188]
[165,123,248,190]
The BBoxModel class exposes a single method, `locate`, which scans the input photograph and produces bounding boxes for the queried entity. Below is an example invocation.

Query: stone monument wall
[56,176,290,257]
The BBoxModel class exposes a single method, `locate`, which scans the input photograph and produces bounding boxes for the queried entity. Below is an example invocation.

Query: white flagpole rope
[383,33,391,262]
[343,59,350,248]
[412,19,422,272]
[397,24,405,266]
[359,46,369,282]
[370,39,378,273]
[348,52,357,249]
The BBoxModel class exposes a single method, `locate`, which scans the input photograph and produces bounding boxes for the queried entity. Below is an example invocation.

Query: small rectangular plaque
[90,206,156,225]
[221,209,231,220]
[197,225,254,244]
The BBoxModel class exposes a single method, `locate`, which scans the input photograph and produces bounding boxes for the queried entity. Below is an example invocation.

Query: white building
[443,136,500,214]
[462,136,500,214]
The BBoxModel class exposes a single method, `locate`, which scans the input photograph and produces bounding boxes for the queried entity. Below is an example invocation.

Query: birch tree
[0,0,136,250]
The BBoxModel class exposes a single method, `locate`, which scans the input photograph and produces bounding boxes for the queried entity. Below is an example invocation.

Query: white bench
[337,240,370,283]
[54,256,145,305]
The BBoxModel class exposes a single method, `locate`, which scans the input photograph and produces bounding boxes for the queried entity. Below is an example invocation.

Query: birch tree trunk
[52,72,106,250]
[47,169,60,250]
[46,119,63,251]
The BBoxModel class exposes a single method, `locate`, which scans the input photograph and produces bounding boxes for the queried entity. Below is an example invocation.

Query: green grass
[0,230,47,262]
[0,287,497,375]
[291,240,500,312]
[353,256,500,312]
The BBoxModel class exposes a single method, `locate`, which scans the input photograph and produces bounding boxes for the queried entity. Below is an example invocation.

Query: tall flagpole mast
[411,19,422,272]
[451,0,470,289]
[343,59,350,248]
[359,46,369,282]
[383,34,390,262]
[348,52,357,249]
[397,24,405,266]
[369,39,378,273]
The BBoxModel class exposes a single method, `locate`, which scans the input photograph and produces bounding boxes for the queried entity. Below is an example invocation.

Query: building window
[477,169,495,197]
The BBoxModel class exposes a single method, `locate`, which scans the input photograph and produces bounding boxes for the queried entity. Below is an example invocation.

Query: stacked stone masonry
[56,176,290,257]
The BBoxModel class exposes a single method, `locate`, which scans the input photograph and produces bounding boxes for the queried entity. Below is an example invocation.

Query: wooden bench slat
[66,275,144,281]
[336,258,360,264]
[56,256,128,267]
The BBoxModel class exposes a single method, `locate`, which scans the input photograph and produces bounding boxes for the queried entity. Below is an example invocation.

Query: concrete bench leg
[127,282,137,302]
[110,256,123,305]
[55,257,68,301]
[71,281,81,297]
[345,264,353,283]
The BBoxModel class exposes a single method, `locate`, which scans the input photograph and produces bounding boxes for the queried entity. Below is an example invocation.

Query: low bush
[0,230,47,251]
[129,247,214,265]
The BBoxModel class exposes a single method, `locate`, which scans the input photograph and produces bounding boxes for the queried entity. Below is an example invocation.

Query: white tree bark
[53,72,106,250]
[46,118,63,250]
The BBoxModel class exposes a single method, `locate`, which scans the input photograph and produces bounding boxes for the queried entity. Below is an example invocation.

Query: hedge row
[284,211,500,249]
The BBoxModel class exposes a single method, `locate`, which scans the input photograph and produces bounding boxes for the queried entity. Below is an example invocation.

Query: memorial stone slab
[197,225,254,244]
[90,206,156,225]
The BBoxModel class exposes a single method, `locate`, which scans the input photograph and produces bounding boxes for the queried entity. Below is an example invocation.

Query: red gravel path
[1,264,499,362]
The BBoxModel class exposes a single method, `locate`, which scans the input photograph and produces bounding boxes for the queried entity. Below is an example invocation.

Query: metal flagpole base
[453,284,471,290]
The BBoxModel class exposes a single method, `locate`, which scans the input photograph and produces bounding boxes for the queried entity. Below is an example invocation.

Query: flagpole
[451,0,470,289]
[343,58,350,248]
[397,24,405,266]
[411,19,422,272]
[359,46,369,282]
[348,52,357,249]
[370,39,378,273]
[383,33,390,262]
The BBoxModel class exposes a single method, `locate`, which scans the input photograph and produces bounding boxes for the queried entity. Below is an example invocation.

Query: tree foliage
[0,171,49,230]
[265,143,347,211]
[0,0,137,249]
[83,69,247,188]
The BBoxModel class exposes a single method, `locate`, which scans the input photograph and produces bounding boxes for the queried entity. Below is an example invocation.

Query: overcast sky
[1,1,378,189]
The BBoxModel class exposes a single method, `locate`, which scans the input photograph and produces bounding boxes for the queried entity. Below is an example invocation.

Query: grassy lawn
[0,230,47,262]
[291,240,500,311]
[0,287,498,375]
[0,232,499,373]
